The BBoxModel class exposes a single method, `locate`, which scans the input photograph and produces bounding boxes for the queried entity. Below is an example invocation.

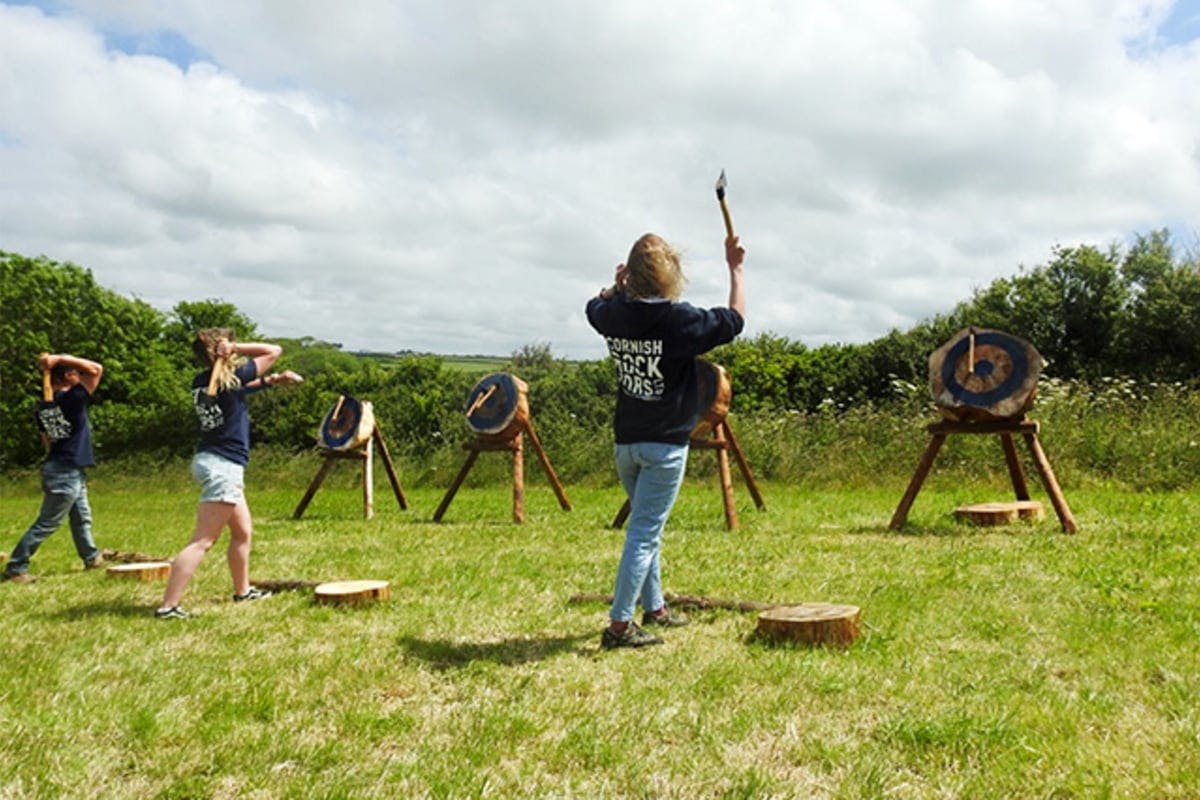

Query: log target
[465,373,529,438]
[319,395,375,451]
[314,579,391,606]
[929,328,1043,421]
[954,500,1045,526]
[106,561,172,582]
[692,359,732,439]
[755,603,862,647]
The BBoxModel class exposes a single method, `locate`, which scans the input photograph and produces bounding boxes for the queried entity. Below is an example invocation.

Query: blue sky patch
[7,1,212,69]
[1156,0,1200,45]
[103,27,213,69]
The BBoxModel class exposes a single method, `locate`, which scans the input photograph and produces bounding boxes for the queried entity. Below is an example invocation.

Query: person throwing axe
[586,232,746,648]
[3,353,106,583]
[155,329,301,619]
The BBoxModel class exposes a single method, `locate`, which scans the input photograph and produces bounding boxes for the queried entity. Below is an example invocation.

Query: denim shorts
[191,451,245,504]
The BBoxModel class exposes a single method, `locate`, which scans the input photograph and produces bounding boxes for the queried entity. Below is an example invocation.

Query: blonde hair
[193,328,245,393]
[624,233,686,301]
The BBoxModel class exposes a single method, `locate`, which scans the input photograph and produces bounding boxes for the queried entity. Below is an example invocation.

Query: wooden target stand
[889,417,1076,533]
[433,373,572,524]
[293,396,408,520]
[612,361,765,531]
[889,328,1076,534]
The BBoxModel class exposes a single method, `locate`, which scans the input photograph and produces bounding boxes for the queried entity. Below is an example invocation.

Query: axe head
[715,169,727,201]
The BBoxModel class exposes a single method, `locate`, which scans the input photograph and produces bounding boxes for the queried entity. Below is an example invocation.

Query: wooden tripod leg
[433,449,480,522]
[293,456,337,519]
[512,432,525,524]
[722,421,765,510]
[522,421,572,511]
[612,498,631,529]
[1023,433,1078,534]
[889,433,946,530]
[1000,433,1031,501]
[713,429,738,530]
[362,436,375,519]
[373,426,408,510]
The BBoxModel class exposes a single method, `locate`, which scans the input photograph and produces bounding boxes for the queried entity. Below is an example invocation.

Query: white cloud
[1,0,1198,359]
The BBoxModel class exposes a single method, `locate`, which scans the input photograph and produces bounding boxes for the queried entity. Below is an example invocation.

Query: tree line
[2,229,1196,472]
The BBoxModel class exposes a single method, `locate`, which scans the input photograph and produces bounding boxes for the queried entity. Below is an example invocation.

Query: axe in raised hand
[715,169,735,239]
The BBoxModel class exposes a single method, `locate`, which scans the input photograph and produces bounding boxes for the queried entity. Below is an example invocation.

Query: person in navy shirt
[3,353,105,583]
[587,232,746,648]
[156,329,300,619]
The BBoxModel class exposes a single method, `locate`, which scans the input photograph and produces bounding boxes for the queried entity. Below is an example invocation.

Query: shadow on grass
[849,521,976,537]
[41,600,156,620]
[398,631,596,669]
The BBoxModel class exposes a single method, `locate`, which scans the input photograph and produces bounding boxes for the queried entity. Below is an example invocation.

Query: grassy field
[0,462,1197,798]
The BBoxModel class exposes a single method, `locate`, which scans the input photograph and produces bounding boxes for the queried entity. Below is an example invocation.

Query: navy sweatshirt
[586,295,743,444]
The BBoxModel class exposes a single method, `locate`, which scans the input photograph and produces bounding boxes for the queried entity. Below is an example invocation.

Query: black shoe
[233,587,272,602]
[642,607,691,628]
[600,622,664,650]
[2,571,36,584]
[154,606,192,620]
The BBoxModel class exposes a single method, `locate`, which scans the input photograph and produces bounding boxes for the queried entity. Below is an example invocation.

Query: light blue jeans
[5,461,100,575]
[610,441,689,622]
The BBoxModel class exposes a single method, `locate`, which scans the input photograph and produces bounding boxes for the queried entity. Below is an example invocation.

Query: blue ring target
[320,396,364,449]
[466,373,523,435]
[939,331,1029,407]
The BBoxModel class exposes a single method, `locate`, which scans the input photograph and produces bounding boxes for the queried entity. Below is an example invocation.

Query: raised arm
[725,236,746,319]
[41,353,103,394]
[216,340,282,380]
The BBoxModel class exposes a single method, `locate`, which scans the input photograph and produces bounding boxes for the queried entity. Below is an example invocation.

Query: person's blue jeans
[5,461,99,575]
[610,441,689,622]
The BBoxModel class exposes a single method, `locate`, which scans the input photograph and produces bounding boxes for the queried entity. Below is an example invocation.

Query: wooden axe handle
[42,367,53,402]
[466,384,499,418]
[719,197,735,239]
[206,357,226,397]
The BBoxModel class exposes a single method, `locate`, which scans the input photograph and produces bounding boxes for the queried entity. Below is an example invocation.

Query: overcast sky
[2,1,1198,358]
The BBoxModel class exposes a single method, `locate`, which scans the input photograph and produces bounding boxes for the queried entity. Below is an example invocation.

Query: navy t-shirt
[192,361,258,466]
[586,295,744,444]
[37,384,95,468]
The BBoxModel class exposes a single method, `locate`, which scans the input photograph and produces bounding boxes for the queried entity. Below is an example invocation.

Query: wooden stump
[314,580,391,607]
[954,500,1045,526]
[106,562,172,582]
[755,603,861,647]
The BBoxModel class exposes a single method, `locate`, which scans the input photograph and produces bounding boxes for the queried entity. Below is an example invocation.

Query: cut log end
[106,562,172,582]
[954,500,1045,526]
[755,603,861,647]
[314,579,391,607]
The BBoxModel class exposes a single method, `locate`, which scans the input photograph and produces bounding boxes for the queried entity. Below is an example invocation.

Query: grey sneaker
[600,622,664,650]
[84,554,106,570]
[154,606,192,620]
[232,587,272,602]
[642,607,691,628]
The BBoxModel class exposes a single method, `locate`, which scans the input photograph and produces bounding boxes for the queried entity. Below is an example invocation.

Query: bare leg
[160,501,235,608]
[225,499,253,596]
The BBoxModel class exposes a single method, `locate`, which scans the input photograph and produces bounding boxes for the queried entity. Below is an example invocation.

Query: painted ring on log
[939,331,1029,407]
[465,373,529,436]
[929,328,1043,421]
[319,395,375,451]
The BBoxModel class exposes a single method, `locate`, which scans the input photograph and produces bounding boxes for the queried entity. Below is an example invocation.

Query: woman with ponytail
[156,328,299,619]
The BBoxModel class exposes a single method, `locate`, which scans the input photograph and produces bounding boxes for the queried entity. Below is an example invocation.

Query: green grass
[1,464,1198,798]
